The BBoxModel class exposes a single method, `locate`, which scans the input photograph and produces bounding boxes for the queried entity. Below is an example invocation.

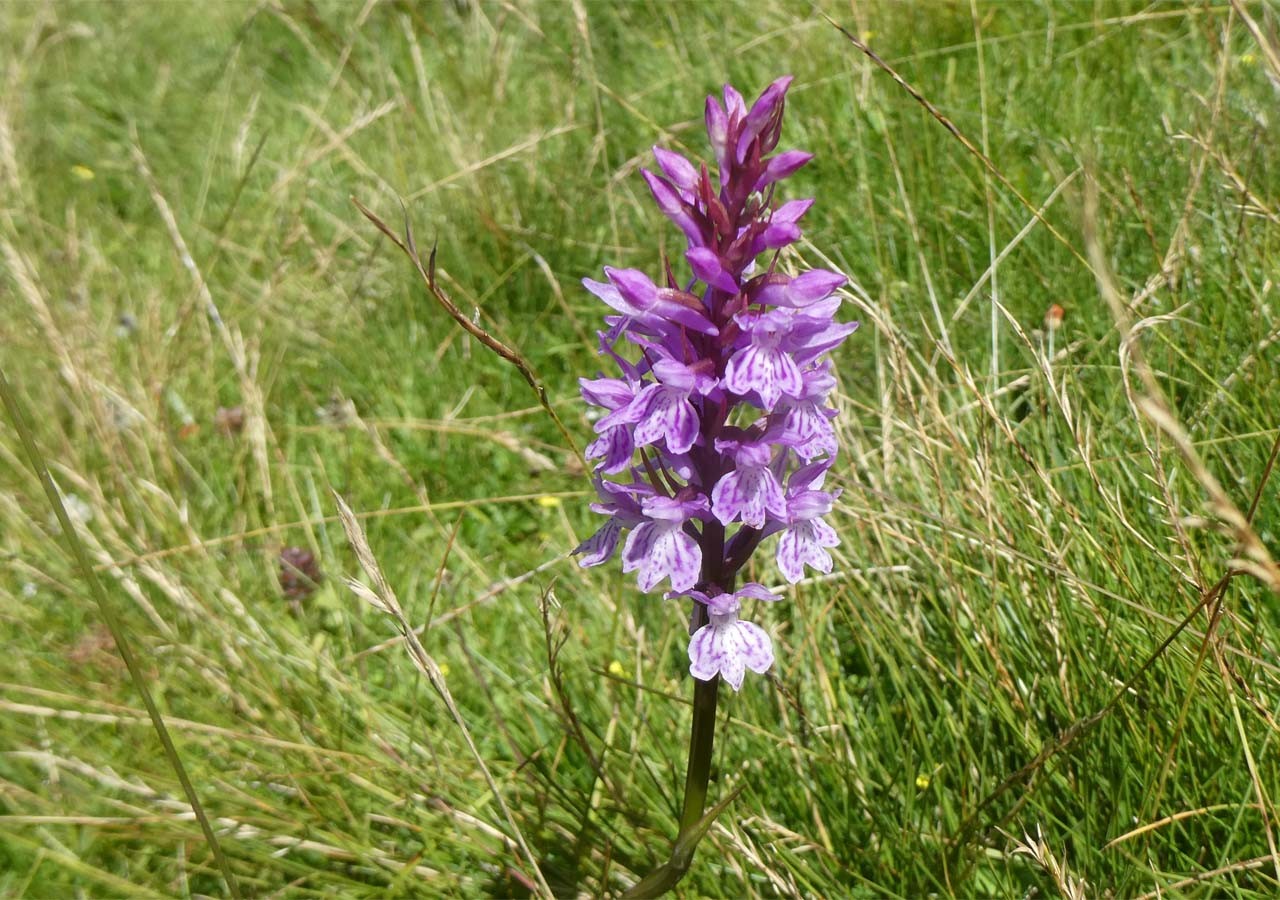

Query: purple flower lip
[600,358,717,457]
[621,494,711,592]
[711,441,787,528]
[676,582,782,691]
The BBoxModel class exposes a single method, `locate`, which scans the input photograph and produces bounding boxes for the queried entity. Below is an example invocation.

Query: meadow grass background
[2,0,1279,896]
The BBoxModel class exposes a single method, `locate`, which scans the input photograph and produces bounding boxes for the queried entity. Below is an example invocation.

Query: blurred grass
[2,0,1279,896]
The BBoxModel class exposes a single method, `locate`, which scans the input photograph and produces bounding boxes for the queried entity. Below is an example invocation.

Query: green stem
[622,661,720,898]
[677,667,721,838]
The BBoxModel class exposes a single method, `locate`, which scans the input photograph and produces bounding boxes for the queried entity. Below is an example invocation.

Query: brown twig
[352,197,584,467]
[538,582,621,805]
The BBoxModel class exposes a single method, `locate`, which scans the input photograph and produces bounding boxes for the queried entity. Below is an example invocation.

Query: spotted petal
[724,344,803,408]
[585,425,634,474]
[630,385,700,454]
[780,400,837,461]
[711,466,787,528]
[777,518,838,583]
[623,521,702,593]
[575,518,623,568]
[689,616,774,691]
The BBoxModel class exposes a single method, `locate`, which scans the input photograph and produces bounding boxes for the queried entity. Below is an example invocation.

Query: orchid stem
[623,605,721,898]
[678,669,721,835]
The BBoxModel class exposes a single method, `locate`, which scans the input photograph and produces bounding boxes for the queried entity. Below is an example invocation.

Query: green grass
[2,0,1279,896]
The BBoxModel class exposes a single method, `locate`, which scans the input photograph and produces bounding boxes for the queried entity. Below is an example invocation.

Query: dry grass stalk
[332,490,553,898]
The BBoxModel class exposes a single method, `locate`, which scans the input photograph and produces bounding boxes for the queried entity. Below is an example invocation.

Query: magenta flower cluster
[574,77,856,691]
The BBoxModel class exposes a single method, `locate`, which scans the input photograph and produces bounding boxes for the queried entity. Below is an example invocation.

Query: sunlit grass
[2,1,1278,896]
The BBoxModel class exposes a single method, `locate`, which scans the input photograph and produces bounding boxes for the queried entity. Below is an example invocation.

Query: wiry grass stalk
[0,369,241,899]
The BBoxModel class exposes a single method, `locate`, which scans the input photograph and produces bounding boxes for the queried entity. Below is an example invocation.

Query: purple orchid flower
[574,476,650,567]
[681,584,780,691]
[710,438,787,529]
[602,358,717,456]
[575,76,856,690]
[773,364,840,462]
[622,493,710,592]
[776,462,841,583]
[724,308,808,408]
[581,375,640,474]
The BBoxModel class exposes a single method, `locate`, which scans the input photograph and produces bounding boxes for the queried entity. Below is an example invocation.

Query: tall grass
[1,1,1278,896]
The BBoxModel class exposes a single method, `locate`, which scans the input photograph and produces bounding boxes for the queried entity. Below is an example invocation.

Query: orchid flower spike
[574,76,857,689]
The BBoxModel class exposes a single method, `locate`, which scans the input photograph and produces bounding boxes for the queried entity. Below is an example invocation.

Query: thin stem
[624,183,749,895]
[677,650,721,837]
[624,522,736,897]
[622,654,721,898]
